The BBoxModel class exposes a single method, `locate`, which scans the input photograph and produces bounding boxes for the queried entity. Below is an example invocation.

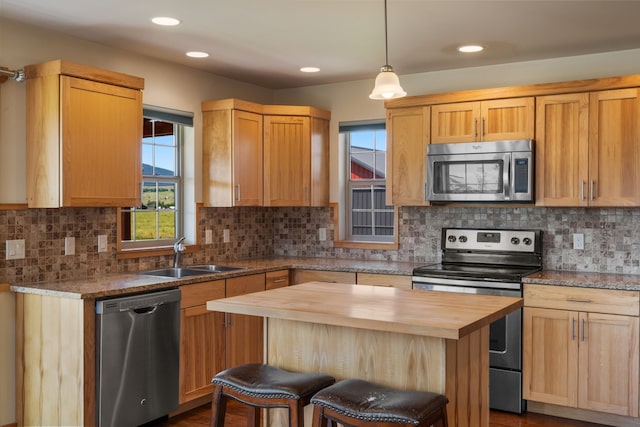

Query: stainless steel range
[412,228,542,414]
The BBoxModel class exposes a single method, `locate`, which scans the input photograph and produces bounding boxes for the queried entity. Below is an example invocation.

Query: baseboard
[528,401,640,427]
[170,395,211,417]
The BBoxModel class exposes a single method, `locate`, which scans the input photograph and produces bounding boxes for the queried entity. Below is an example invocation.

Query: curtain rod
[0,67,25,82]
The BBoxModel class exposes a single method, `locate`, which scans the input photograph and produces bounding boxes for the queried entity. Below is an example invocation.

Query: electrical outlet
[6,239,25,260]
[65,236,75,255]
[318,227,327,241]
[98,235,108,253]
[573,233,584,250]
[205,229,213,244]
[223,229,230,243]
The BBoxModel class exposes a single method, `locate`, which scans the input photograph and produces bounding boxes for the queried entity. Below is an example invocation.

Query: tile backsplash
[2,205,640,285]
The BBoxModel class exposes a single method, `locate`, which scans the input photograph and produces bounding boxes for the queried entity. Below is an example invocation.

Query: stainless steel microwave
[426,140,534,202]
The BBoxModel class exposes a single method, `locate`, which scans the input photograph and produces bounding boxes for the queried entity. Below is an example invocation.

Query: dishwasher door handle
[133,305,158,314]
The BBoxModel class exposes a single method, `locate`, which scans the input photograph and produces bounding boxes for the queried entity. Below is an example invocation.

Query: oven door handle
[412,276,522,291]
[412,281,521,297]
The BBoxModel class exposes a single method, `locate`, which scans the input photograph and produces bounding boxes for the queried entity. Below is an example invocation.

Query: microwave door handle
[504,154,512,200]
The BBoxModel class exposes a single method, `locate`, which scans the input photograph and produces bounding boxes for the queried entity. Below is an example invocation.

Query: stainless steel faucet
[173,237,186,268]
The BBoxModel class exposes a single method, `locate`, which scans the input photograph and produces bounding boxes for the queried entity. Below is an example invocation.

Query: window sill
[333,240,398,251]
[116,244,199,260]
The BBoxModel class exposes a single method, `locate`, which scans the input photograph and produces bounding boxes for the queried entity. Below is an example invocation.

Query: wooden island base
[266,318,489,427]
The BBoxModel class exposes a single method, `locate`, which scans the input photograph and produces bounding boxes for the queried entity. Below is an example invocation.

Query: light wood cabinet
[536,89,640,206]
[179,280,226,404]
[293,269,356,285]
[356,273,412,289]
[202,99,264,207]
[430,97,534,144]
[225,274,266,368]
[263,108,330,206]
[386,106,430,206]
[25,60,143,208]
[523,284,639,417]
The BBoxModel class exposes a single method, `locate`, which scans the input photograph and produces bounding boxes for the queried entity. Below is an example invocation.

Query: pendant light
[369,0,406,100]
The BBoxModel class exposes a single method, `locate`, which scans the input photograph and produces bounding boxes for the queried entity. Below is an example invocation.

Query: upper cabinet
[386,106,430,206]
[25,60,144,208]
[536,89,640,207]
[202,99,331,208]
[202,99,264,207]
[431,97,534,144]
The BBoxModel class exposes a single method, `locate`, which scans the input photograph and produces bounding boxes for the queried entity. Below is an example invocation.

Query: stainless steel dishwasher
[96,288,181,427]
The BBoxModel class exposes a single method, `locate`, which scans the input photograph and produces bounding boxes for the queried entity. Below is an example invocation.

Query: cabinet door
[481,97,534,141]
[578,312,639,417]
[523,307,578,407]
[589,88,640,206]
[225,274,266,367]
[310,117,330,206]
[263,115,311,206]
[233,110,264,206]
[431,102,480,143]
[61,76,141,207]
[266,269,290,290]
[535,93,589,206]
[179,305,225,403]
[386,106,430,206]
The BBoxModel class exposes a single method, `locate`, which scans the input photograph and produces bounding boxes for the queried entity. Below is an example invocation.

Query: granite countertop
[9,257,425,300]
[524,270,640,291]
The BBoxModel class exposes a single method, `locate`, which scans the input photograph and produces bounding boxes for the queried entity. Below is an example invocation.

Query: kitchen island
[206,281,523,427]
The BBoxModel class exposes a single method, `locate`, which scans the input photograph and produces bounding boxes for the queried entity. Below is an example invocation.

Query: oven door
[412,276,521,370]
[427,151,512,202]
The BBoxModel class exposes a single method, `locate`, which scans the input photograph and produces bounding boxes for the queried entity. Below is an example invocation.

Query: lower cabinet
[293,269,356,284]
[179,273,266,405]
[523,284,640,417]
[266,269,290,290]
[179,280,226,404]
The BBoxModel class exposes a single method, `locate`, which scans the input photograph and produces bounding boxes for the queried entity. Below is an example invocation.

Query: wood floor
[159,401,605,427]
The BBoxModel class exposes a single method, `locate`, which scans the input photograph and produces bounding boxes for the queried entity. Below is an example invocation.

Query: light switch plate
[573,233,584,250]
[6,239,25,260]
[318,227,327,241]
[223,229,230,243]
[65,236,75,255]
[205,229,213,244]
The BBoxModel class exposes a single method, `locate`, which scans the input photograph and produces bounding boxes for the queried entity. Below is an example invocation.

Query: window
[120,107,192,250]
[341,123,394,242]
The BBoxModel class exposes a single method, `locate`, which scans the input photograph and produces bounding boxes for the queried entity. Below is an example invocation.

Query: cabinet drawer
[226,274,266,297]
[266,270,290,290]
[524,284,639,316]
[180,280,225,309]
[293,269,356,284]
[357,273,412,289]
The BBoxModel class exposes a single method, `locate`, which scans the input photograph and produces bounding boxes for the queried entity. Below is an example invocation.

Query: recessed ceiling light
[300,67,320,73]
[186,51,209,58]
[458,45,484,53]
[151,16,181,26]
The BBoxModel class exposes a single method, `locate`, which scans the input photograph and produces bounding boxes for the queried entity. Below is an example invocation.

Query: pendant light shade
[369,0,406,100]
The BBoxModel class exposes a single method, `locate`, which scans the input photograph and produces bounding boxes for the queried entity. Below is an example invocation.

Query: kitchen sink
[188,264,248,273]
[139,265,247,278]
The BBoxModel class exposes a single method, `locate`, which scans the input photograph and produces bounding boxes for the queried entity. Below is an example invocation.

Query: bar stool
[210,363,336,427]
[310,379,448,427]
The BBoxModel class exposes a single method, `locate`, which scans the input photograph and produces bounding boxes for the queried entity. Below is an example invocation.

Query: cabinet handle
[473,118,478,139]
[571,317,576,340]
[566,298,591,303]
[305,186,309,202]
[581,180,585,201]
[273,279,286,283]
[590,180,595,201]
[236,184,241,201]
[581,318,586,341]
[481,117,485,138]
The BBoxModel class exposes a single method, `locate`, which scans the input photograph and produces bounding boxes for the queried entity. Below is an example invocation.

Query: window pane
[154,145,177,176]
[352,188,371,210]
[142,144,153,171]
[158,211,176,239]
[133,211,157,240]
[351,152,375,179]
[142,181,158,209]
[158,182,176,209]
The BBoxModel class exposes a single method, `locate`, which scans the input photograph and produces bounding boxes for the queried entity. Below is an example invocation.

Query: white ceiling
[2,0,640,89]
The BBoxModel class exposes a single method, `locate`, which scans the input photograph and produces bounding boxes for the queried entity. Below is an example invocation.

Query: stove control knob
[458,235,468,243]
[523,237,532,245]
[448,235,457,243]
[511,237,520,245]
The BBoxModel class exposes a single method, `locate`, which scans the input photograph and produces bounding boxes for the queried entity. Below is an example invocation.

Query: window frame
[118,106,192,252]
[341,122,395,243]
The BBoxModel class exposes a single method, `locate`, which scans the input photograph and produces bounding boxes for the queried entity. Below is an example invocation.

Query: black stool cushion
[213,363,336,400]
[310,379,448,425]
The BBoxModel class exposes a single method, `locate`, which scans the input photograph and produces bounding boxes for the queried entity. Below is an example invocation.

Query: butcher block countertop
[206,281,523,340]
